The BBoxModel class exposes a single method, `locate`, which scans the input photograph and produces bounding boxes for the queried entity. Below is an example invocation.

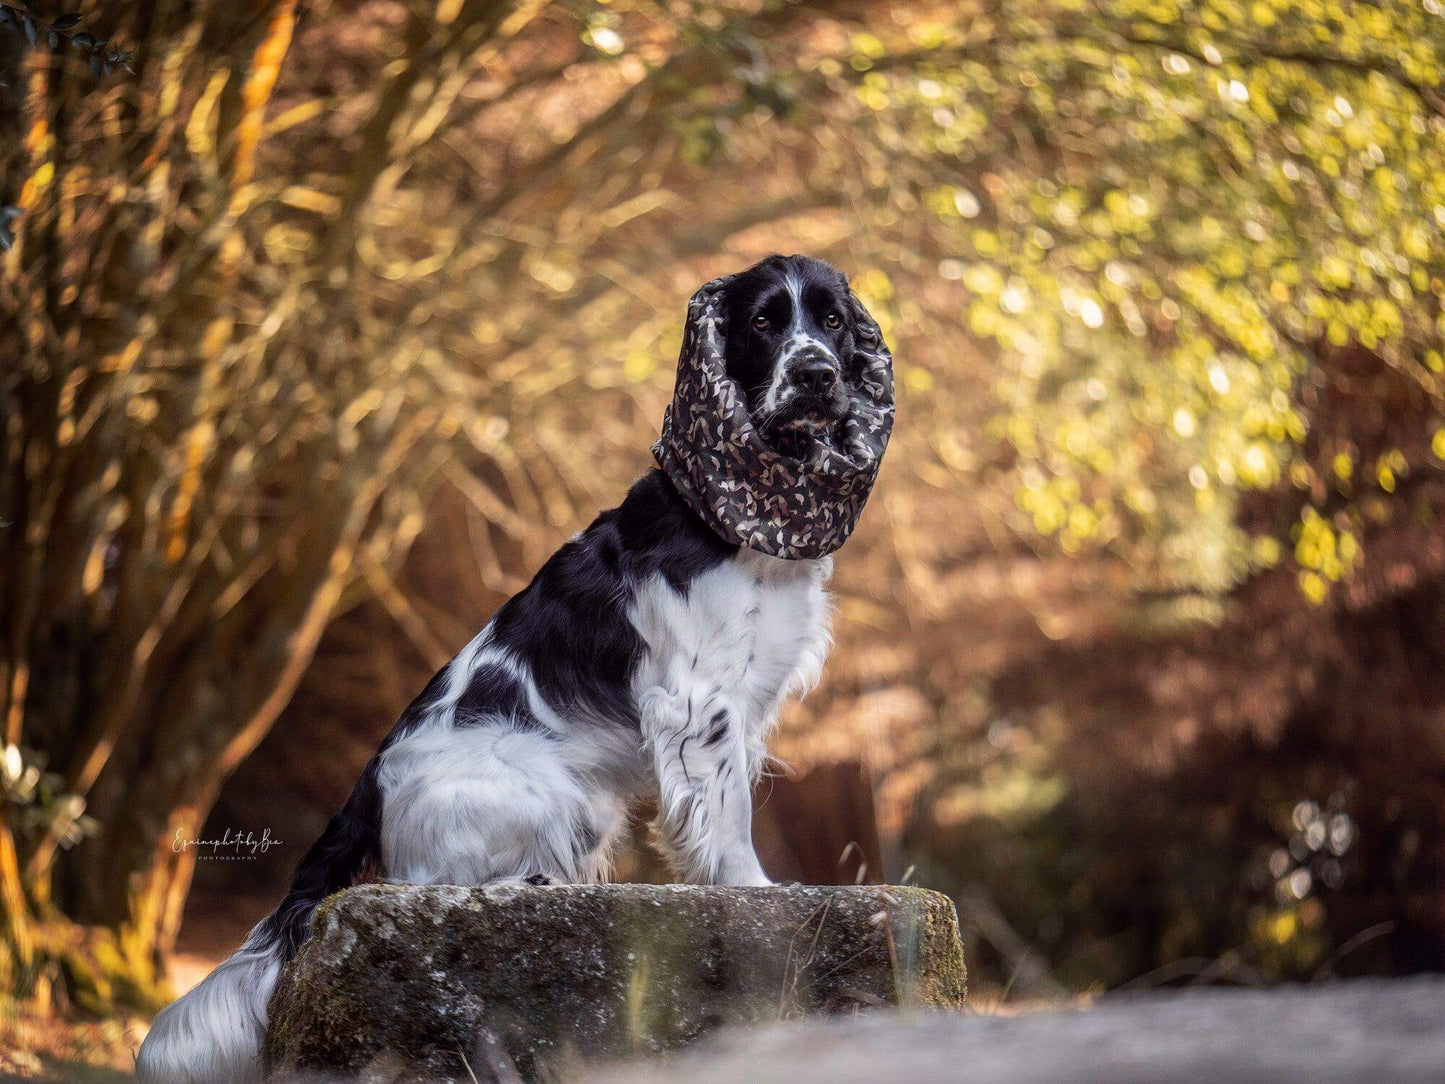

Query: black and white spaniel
[137,255,876,1082]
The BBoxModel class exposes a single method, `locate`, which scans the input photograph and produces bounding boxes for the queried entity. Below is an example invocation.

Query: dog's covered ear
[838,285,894,419]
[846,289,883,349]
[698,273,736,323]
[842,286,884,380]
[696,272,740,365]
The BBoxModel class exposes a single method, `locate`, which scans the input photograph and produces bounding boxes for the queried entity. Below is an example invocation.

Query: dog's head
[655,254,894,556]
[720,254,870,447]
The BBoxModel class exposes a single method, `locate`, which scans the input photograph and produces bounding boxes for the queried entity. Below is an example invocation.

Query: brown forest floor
[0,892,263,1081]
[0,1000,138,1081]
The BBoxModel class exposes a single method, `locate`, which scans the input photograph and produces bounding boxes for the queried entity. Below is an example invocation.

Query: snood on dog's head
[651,273,895,560]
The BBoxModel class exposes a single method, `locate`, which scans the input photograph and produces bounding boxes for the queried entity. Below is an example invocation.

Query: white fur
[379,718,626,885]
[135,925,281,1083]
[376,547,830,889]
[631,550,831,883]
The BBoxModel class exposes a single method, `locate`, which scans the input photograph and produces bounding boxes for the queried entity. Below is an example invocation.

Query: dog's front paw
[718,858,774,887]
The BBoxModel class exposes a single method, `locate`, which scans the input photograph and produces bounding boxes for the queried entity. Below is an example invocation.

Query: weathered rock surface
[582,975,1445,1083]
[263,883,965,1082]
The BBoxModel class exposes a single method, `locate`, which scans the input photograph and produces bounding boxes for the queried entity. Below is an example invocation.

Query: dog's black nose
[793,361,839,395]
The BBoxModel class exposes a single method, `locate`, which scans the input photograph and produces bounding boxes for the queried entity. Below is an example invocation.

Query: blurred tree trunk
[1,0,313,1009]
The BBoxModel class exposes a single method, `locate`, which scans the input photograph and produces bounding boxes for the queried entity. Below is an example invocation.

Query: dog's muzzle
[787,352,840,397]
[775,343,846,425]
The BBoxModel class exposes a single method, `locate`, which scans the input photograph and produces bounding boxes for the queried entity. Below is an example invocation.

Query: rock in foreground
[263,883,965,1082]
[582,975,1445,1084]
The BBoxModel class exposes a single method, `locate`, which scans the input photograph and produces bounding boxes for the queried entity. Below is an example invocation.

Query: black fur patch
[255,755,384,963]
[455,661,540,731]
[486,470,734,726]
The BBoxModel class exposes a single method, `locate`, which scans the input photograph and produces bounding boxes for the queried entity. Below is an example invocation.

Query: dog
[136,254,874,1082]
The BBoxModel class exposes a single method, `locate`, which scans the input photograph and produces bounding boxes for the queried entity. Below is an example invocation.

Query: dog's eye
[752,316,771,332]
[824,312,843,329]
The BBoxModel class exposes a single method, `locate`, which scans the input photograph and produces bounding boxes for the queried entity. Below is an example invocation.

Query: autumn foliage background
[3,0,1445,1055]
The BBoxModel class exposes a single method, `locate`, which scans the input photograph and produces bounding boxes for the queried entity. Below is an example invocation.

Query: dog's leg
[380,721,623,885]
[642,682,771,887]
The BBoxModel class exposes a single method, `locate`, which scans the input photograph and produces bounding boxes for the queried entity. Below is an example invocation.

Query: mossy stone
[263,883,965,1082]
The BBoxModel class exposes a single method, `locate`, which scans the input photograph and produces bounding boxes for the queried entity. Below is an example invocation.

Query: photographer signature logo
[172,827,284,861]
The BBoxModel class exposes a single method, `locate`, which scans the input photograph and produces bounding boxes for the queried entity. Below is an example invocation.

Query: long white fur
[135,924,281,1083]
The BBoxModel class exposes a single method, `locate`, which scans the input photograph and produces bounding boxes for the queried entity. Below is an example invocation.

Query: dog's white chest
[628,550,832,729]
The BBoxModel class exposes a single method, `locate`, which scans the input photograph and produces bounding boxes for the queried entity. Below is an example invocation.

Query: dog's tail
[136,759,384,1083]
